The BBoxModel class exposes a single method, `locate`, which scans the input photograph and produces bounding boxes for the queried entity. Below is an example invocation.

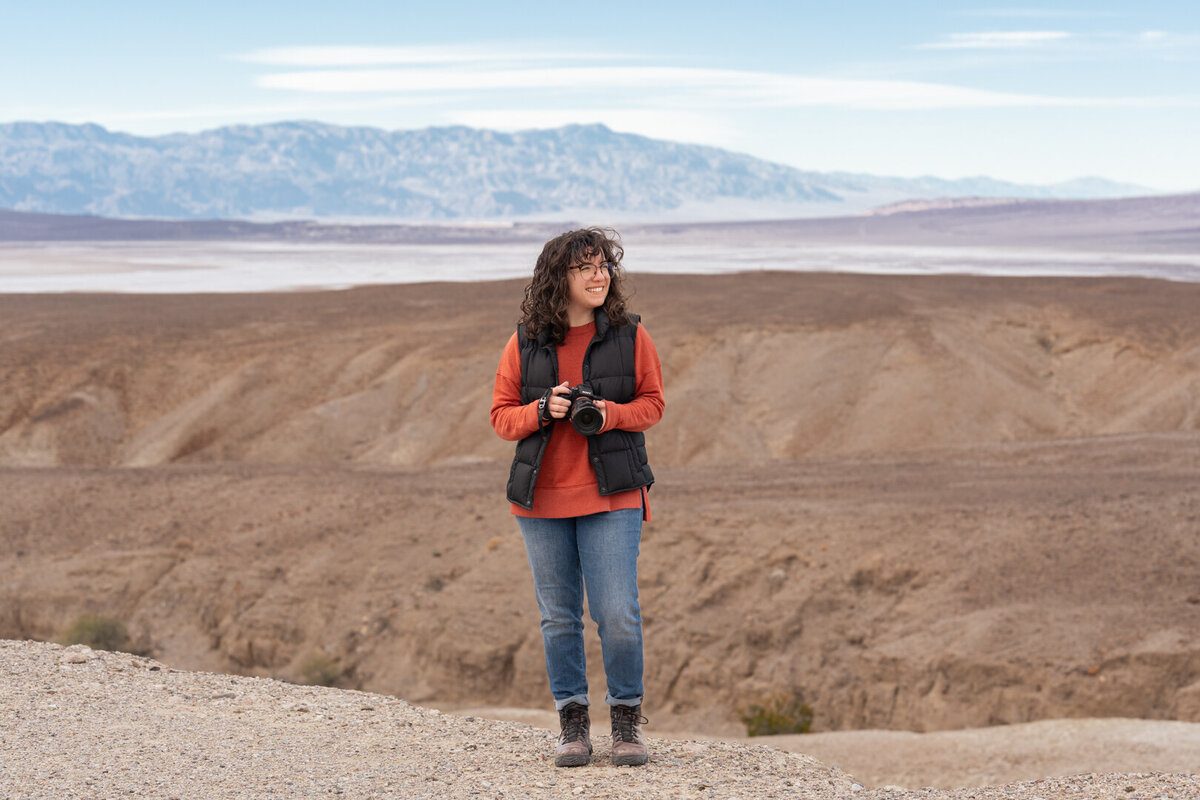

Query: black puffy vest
[506,310,655,510]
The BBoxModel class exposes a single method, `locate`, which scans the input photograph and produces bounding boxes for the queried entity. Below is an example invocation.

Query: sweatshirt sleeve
[490,332,541,441]
[600,322,665,434]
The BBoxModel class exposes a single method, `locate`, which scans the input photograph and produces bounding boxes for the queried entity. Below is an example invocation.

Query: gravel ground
[1,641,1197,800]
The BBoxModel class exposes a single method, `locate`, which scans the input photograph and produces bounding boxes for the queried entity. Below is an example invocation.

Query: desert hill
[3,272,1199,468]
[2,272,1200,788]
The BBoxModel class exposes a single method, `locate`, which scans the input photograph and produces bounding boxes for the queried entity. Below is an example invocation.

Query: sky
[2,1,1198,191]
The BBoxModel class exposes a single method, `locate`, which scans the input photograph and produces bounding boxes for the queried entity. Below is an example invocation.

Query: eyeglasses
[569,262,614,280]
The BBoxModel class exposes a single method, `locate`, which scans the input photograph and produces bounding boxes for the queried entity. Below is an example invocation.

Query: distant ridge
[868,197,1038,215]
[2,192,1197,254]
[0,120,1155,222]
[0,207,556,244]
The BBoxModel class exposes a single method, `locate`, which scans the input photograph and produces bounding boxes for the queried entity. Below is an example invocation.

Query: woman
[490,227,665,767]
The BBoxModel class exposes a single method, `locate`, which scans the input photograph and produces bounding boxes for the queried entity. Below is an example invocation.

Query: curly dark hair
[518,227,631,344]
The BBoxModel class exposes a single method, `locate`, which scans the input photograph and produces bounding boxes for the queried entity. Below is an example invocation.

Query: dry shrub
[297,651,342,687]
[61,614,130,653]
[739,691,814,736]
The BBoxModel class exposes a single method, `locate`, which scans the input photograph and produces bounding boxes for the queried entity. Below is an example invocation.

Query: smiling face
[522,227,628,342]
[564,248,611,325]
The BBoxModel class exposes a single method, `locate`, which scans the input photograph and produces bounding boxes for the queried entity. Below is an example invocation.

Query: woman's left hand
[593,399,607,429]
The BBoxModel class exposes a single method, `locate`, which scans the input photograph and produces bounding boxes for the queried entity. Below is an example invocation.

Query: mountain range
[0,120,1153,222]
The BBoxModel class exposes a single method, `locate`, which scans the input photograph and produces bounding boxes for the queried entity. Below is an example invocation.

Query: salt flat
[3,239,1200,293]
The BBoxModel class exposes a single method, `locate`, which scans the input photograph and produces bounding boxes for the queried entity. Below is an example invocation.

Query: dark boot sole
[554,752,592,767]
[611,753,648,767]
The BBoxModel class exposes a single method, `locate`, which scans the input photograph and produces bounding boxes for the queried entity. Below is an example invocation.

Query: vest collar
[594,309,612,339]
[535,309,612,347]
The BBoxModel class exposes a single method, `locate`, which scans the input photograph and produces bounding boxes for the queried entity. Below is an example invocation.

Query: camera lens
[570,398,603,436]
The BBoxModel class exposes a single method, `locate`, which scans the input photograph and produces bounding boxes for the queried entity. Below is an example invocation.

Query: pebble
[58,644,95,664]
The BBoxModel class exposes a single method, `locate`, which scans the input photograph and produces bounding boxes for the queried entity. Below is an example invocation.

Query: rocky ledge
[0,640,1195,800]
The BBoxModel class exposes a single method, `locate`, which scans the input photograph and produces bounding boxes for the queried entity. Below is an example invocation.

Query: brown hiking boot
[554,702,592,767]
[610,704,649,766]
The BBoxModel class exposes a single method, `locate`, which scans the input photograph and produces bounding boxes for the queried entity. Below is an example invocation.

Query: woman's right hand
[546,382,571,419]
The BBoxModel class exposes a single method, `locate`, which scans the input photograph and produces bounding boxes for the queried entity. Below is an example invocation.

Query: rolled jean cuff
[607,694,643,707]
[554,694,590,711]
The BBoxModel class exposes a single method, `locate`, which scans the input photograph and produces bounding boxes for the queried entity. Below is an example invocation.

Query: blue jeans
[517,509,644,711]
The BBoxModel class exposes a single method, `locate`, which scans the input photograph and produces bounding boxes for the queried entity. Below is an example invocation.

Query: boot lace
[612,705,648,743]
[559,702,589,743]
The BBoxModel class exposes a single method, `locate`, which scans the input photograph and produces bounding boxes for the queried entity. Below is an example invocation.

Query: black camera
[566,383,603,436]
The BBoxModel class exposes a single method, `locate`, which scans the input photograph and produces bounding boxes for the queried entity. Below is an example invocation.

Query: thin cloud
[257,67,728,93]
[918,29,1200,57]
[255,64,1135,110]
[96,96,446,123]
[233,44,618,67]
[955,8,1118,18]
[917,31,1073,49]
[1133,30,1200,49]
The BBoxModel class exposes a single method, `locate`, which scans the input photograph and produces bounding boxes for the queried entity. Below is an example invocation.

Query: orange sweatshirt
[491,321,665,519]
